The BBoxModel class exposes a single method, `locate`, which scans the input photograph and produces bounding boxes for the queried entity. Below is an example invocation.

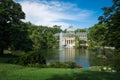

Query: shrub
[99,66,117,72]
[28,63,46,68]
[67,62,76,68]
[48,62,76,68]
[16,50,46,66]
[76,65,83,68]
[111,52,120,72]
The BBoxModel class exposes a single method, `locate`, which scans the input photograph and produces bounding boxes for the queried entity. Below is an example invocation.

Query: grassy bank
[0,63,119,80]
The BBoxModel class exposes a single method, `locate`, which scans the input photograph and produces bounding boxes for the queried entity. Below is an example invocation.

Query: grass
[0,55,120,80]
[0,63,120,80]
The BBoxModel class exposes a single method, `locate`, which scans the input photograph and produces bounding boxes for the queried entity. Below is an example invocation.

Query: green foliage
[27,24,61,50]
[27,63,46,68]
[10,22,33,51]
[110,52,120,72]
[105,13,120,50]
[0,0,32,55]
[88,24,107,48]
[79,40,86,44]
[52,25,62,34]
[98,0,120,71]
[75,36,87,48]
[0,54,18,63]
[98,0,120,50]
[88,40,96,49]
[17,51,46,66]
[48,62,76,68]
[75,36,79,48]
[75,28,87,32]
[99,66,115,72]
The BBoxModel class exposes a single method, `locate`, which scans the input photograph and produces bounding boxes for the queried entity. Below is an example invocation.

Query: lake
[42,48,114,68]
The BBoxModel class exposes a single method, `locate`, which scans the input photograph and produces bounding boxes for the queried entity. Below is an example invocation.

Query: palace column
[67,39,68,45]
[65,39,66,45]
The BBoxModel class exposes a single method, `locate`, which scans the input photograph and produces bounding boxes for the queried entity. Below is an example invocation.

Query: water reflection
[59,48,90,67]
[75,49,90,68]
[46,48,90,68]
[59,48,75,62]
[45,48,114,68]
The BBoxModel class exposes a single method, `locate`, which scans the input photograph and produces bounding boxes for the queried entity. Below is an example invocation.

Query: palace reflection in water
[46,48,90,68]
[45,48,113,68]
[59,48,90,68]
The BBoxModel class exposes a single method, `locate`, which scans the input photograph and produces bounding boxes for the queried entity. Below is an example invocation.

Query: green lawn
[0,63,119,80]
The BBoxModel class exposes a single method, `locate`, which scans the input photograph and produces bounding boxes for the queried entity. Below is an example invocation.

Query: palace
[61,26,87,48]
[53,26,87,48]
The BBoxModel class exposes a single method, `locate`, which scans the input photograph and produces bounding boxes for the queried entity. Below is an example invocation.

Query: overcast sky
[14,0,113,29]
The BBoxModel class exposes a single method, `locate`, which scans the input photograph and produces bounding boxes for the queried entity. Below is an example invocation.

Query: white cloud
[17,0,93,29]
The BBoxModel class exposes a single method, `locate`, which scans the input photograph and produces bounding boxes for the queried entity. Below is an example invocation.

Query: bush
[67,62,76,68]
[28,63,46,68]
[111,52,120,72]
[99,66,115,72]
[48,62,76,68]
[16,51,46,66]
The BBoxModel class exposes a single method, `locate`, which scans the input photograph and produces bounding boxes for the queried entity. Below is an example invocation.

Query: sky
[14,0,113,29]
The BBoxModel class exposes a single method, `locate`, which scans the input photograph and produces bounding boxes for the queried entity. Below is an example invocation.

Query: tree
[98,0,120,50]
[88,24,107,47]
[75,29,87,32]
[98,0,120,72]
[28,24,59,50]
[0,0,26,55]
[52,25,62,34]
[39,26,59,49]
[10,22,33,51]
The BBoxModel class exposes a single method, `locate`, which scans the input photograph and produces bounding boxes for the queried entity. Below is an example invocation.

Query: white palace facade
[56,26,87,48]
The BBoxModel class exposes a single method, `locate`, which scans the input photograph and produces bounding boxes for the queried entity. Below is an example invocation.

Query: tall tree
[10,22,33,51]
[28,24,59,50]
[98,0,120,50]
[0,0,26,55]
[98,0,120,71]
[52,25,62,34]
[88,24,107,47]
[75,29,87,32]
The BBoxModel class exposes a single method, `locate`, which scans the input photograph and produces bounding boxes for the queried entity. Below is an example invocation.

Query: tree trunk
[0,48,4,56]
